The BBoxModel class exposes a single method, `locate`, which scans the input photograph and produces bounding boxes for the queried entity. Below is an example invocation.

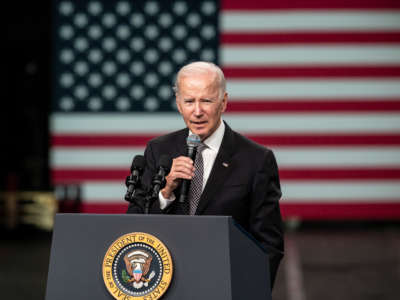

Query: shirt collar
[188,119,225,152]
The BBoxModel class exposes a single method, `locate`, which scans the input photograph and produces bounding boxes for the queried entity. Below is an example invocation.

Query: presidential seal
[102,232,173,300]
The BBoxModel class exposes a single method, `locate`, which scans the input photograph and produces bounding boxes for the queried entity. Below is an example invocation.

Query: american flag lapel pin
[222,162,229,168]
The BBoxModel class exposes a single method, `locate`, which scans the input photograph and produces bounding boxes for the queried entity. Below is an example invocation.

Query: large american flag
[51,0,400,219]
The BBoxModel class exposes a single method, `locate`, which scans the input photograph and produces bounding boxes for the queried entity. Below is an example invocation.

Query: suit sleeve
[249,149,284,289]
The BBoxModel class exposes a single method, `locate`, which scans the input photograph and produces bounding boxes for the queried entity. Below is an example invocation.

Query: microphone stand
[144,169,166,214]
[144,193,156,214]
[144,155,171,214]
[124,175,139,202]
[144,186,160,215]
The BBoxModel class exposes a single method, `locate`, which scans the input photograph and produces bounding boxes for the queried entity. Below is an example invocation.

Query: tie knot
[197,143,207,153]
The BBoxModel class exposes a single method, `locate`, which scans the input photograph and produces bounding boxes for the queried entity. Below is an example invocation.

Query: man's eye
[184,99,194,103]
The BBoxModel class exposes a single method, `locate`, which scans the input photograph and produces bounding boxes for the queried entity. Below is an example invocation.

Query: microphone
[179,134,201,203]
[124,155,145,202]
[150,155,172,199]
[144,155,171,214]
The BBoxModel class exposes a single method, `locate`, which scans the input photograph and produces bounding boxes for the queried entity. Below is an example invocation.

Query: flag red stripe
[280,202,400,220]
[52,169,128,182]
[222,0,400,10]
[51,168,400,183]
[280,168,400,180]
[80,203,129,214]
[52,134,400,147]
[249,134,400,146]
[250,134,400,146]
[221,32,400,45]
[77,202,400,220]
[52,134,157,147]
[226,100,400,112]
[223,66,400,78]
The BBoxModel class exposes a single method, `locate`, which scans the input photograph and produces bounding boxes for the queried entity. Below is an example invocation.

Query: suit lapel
[195,123,236,214]
[165,128,189,214]
[173,128,188,157]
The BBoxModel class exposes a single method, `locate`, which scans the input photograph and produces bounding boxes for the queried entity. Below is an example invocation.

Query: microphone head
[131,155,145,172]
[158,154,172,172]
[186,134,201,148]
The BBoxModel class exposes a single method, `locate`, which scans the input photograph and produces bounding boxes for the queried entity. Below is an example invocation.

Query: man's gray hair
[173,61,226,98]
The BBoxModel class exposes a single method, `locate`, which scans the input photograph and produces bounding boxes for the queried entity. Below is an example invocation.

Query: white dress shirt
[159,120,225,209]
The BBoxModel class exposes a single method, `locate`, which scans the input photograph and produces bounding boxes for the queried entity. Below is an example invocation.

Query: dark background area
[3,1,51,192]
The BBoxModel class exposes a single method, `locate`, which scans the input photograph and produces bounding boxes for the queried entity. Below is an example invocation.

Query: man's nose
[194,101,203,116]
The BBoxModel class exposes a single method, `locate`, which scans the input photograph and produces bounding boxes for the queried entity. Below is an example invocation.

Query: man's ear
[221,92,228,113]
[176,98,182,114]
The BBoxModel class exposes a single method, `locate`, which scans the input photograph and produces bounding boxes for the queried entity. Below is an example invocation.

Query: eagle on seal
[123,250,154,289]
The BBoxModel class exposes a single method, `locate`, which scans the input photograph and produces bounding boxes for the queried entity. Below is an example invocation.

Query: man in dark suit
[127,61,284,287]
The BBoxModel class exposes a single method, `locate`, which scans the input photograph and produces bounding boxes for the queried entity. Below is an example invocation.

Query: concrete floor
[273,222,400,300]
[1,221,399,300]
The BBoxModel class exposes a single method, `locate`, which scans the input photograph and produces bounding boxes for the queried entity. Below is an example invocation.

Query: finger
[175,171,193,180]
[168,169,194,181]
[175,155,194,162]
[173,156,194,166]
[172,160,195,172]
[170,167,195,179]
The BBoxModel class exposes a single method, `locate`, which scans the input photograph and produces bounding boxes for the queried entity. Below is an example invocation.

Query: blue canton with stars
[52,0,219,112]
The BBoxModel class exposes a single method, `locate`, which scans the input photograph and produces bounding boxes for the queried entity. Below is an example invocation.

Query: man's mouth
[191,121,207,125]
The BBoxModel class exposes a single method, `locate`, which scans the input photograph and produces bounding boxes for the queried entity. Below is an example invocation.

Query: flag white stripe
[51,148,143,167]
[283,181,400,201]
[227,80,400,99]
[222,11,400,32]
[222,46,400,65]
[51,114,400,133]
[81,183,126,202]
[276,147,400,167]
[51,113,183,133]
[51,147,400,168]
[80,182,400,203]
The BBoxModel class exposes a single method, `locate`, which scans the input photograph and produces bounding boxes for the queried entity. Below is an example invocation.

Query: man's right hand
[161,156,195,199]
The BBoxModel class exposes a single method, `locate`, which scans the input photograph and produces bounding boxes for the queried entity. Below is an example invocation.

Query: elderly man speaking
[127,61,284,288]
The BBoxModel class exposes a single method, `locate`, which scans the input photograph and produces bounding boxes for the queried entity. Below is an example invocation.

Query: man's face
[176,72,227,141]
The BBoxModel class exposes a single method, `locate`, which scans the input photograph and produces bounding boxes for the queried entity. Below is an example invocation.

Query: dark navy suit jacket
[127,122,284,287]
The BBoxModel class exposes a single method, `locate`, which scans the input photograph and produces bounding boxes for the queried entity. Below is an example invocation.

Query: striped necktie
[188,143,207,215]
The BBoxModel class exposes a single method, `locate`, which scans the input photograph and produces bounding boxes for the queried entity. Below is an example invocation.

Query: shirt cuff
[159,190,176,210]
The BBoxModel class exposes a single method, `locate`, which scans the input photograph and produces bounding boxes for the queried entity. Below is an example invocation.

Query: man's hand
[161,156,195,199]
